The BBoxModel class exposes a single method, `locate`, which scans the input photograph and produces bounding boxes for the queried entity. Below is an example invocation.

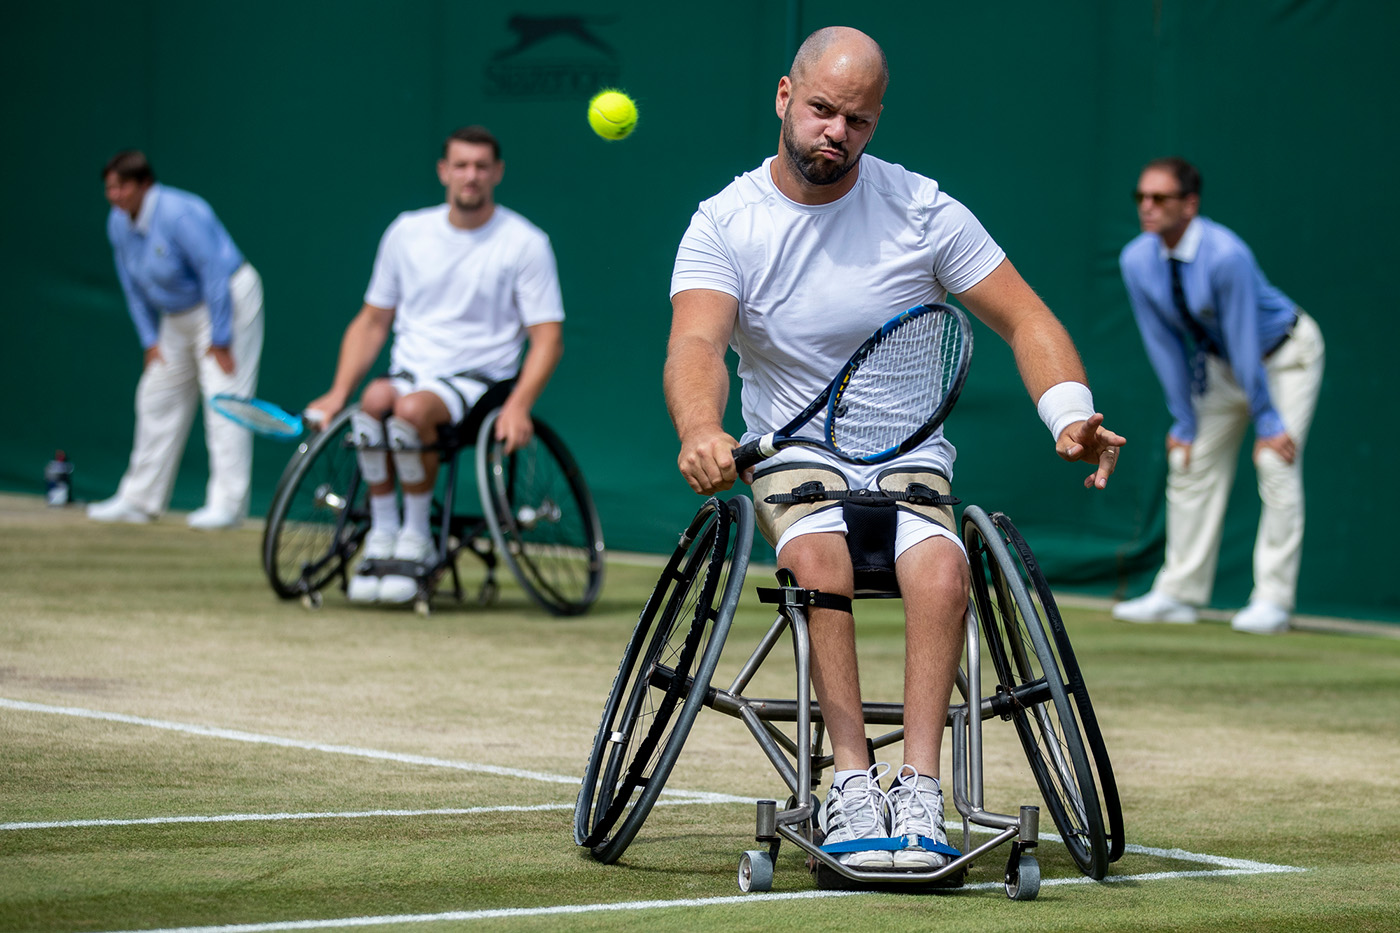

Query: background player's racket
[731,303,973,472]
[212,394,322,441]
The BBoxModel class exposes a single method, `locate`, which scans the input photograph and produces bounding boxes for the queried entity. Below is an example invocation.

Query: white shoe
[187,505,242,530]
[1231,600,1289,635]
[347,527,398,603]
[887,766,952,870]
[378,529,436,605]
[1112,590,1197,624]
[819,764,893,869]
[87,496,153,524]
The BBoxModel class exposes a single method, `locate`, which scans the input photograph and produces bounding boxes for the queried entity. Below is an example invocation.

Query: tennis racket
[211,394,323,441]
[731,303,973,472]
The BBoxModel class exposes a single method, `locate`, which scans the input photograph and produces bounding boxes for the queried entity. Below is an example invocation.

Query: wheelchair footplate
[810,837,968,892]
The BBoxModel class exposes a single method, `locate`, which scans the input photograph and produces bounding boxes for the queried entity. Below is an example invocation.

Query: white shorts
[775,507,966,563]
[386,371,491,425]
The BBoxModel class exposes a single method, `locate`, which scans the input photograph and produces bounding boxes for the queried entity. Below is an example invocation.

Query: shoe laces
[889,765,945,841]
[827,762,890,840]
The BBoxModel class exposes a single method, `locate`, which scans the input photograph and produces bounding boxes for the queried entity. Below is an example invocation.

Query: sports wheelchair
[574,493,1123,900]
[260,380,605,616]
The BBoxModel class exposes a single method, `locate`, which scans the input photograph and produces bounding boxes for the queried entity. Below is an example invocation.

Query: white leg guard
[351,411,390,485]
[387,416,427,486]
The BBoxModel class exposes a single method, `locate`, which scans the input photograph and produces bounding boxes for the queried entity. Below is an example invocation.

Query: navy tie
[1169,258,1217,393]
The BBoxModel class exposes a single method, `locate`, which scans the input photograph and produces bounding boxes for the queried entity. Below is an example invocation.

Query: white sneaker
[1231,600,1289,635]
[819,764,893,869]
[378,528,436,605]
[347,527,398,603]
[187,505,242,530]
[1112,590,1197,624]
[87,496,153,524]
[887,766,952,870]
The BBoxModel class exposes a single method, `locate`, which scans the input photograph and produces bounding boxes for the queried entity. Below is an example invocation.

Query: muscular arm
[664,288,741,494]
[955,258,1125,488]
[306,302,396,421]
[494,320,564,452]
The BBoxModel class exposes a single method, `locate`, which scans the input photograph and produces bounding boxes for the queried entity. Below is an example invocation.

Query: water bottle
[44,450,74,506]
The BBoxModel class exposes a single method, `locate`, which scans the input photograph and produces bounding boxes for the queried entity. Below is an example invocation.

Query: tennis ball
[588,90,637,140]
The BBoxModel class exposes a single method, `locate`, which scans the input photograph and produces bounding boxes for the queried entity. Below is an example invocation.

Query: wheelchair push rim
[574,496,752,863]
[476,410,605,616]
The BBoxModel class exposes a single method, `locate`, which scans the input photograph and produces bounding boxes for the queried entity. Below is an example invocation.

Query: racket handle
[731,434,777,473]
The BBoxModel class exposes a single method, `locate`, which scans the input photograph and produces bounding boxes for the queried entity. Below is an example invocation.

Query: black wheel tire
[477,411,605,615]
[964,505,1110,880]
[574,496,752,863]
[262,406,369,600]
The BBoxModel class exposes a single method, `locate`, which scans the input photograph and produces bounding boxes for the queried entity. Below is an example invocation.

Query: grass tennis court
[2,493,1398,932]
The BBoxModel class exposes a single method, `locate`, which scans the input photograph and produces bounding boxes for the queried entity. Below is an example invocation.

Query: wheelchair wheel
[477,411,605,616]
[963,505,1110,880]
[992,511,1125,866]
[574,496,752,863]
[262,406,369,600]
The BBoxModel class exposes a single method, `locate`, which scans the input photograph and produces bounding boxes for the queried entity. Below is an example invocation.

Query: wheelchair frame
[260,390,605,616]
[574,494,1122,900]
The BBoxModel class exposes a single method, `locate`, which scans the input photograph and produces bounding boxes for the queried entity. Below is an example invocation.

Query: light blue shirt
[106,184,246,348]
[1119,216,1297,441]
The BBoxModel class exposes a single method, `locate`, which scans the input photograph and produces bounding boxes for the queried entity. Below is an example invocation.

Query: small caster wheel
[301,590,323,610]
[477,580,499,606]
[738,850,773,893]
[415,598,432,617]
[1005,853,1040,901]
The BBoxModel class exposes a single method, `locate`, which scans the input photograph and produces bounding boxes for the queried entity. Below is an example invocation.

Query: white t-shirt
[670,155,1005,480]
[366,203,565,382]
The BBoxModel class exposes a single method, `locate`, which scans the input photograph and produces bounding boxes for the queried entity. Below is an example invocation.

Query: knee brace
[386,416,427,486]
[351,411,390,485]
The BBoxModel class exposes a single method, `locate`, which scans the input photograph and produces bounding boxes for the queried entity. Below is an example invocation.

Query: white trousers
[114,264,264,517]
[1153,312,1325,610]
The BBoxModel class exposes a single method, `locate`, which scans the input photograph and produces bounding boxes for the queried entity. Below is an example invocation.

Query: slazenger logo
[485,14,621,98]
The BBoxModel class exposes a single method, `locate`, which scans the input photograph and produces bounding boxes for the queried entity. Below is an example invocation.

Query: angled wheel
[964,505,1110,880]
[477,411,605,616]
[992,511,1125,865]
[262,406,369,599]
[574,496,753,863]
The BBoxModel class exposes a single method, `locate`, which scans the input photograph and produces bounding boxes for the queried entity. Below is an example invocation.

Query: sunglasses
[1133,191,1188,206]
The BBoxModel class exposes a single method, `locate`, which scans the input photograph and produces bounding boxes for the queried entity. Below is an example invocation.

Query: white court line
[4,695,1306,933]
[0,697,747,805]
[0,798,713,833]
[73,861,1310,933]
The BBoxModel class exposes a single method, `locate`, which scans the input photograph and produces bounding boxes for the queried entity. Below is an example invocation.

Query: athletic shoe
[1111,590,1197,624]
[378,528,435,604]
[187,505,241,531]
[887,766,951,870]
[1231,600,1289,635]
[819,764,893,869]
[347,527,397,603]
[87,496,153,524]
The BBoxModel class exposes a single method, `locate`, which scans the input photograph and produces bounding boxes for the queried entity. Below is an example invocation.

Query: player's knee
[359,379,398,417]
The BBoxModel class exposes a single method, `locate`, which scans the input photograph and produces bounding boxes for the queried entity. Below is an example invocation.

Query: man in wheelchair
[665,27,1124,872]
[306,126,565,604]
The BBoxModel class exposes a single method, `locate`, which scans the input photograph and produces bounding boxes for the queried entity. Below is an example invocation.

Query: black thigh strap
[756,586,853,615]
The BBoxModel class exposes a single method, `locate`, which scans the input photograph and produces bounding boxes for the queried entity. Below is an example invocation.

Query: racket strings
[831,312,965,456]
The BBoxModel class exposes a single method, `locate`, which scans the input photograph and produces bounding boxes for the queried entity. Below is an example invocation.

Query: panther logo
[492,15,618,60]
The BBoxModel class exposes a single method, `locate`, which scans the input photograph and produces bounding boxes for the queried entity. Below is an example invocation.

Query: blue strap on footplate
[821,835,961,858]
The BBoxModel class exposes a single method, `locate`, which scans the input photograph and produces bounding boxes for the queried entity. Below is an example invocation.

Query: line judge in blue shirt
[1112,157,1325,635]
[88,150,265,529]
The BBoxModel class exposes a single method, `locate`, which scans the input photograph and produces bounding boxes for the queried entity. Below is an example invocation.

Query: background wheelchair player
[305,124,566,605]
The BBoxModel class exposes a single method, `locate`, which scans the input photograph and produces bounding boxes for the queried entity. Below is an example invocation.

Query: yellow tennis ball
[588,90,637,140]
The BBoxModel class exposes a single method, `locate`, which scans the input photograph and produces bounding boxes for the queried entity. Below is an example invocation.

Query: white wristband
[1036,382,1096,441]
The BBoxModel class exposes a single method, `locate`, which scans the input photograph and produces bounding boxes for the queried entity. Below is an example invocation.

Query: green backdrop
[3,1,1395,623]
